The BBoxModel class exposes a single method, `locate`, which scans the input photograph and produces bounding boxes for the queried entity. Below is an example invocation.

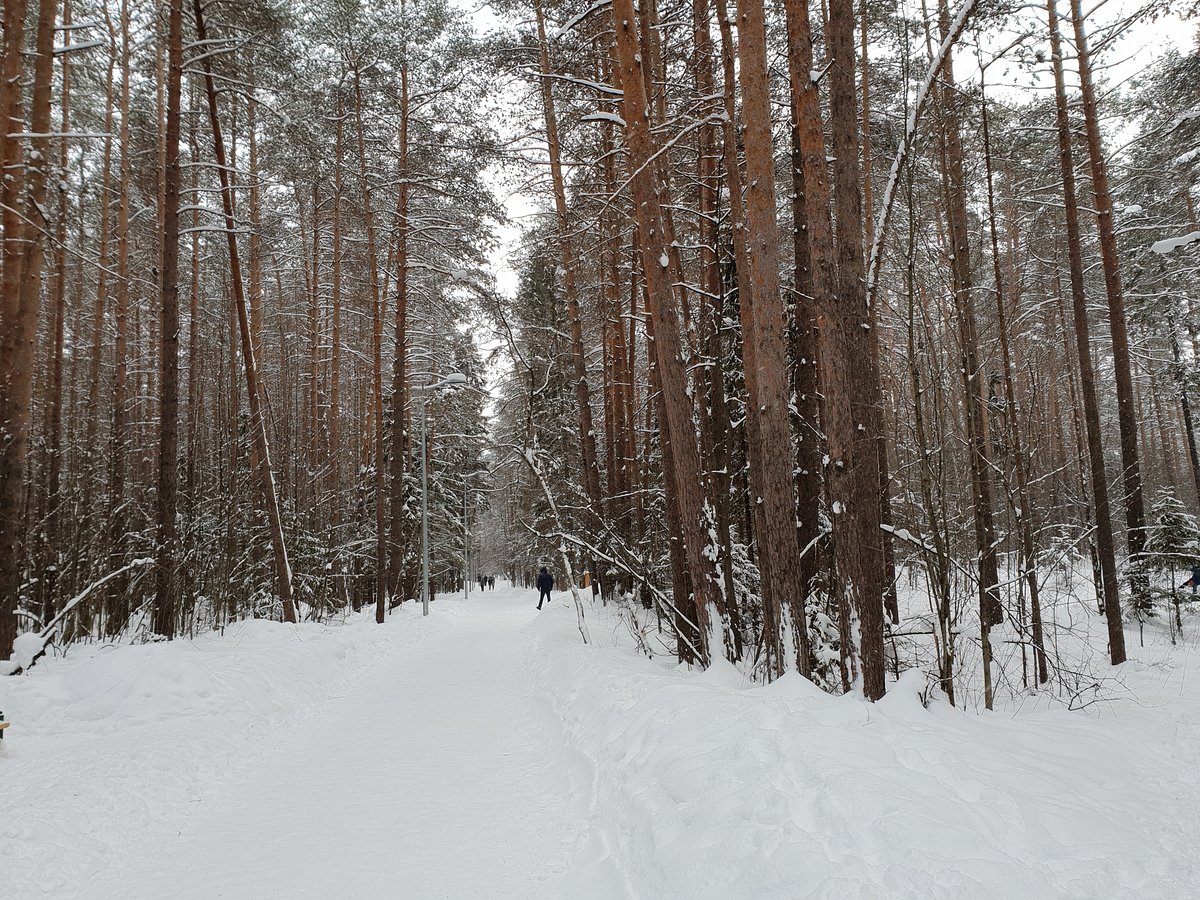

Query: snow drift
[530,601,1200,899]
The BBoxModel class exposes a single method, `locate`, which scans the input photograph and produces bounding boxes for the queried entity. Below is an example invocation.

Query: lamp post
[464,474,470,600]
[419,372,468,616]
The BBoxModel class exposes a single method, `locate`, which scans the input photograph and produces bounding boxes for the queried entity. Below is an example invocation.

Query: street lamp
[418,372,468,616]
[464,473,471,601]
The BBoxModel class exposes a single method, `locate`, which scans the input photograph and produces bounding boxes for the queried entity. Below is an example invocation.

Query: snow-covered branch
[2,558,155,675]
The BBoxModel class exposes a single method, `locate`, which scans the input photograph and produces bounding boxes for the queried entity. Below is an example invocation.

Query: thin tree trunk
[106,0,133,620]
[184,88,201,612]
[1067,0,1145,623]
[982,97,1047,685]
[307,181,322,516]
[193,0,295,624]
[534,0,604,527]
[84,42,117,522]
[934,0,1001,708]
[388,40,410,602]
[40,0,73,618]
[692,0,739,641]
[351,66,388,623]
[1169,326,1200,505]
[329,99,344,584]
[153,0,184,638]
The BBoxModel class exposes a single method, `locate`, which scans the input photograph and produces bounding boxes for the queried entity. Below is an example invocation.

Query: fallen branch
[2,558,155,675]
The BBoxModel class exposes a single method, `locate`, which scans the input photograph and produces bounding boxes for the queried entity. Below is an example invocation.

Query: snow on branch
[53,39,104,55]
[1152,231,1200,255]
[2,558,155,675]
[526,69,622,97]
[581,112,626,127]
[552,0,613,39]
[866,0,979,307]
[1170,106,1200,133]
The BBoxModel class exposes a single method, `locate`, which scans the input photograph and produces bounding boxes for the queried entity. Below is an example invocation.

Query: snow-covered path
[12,578,1200,898]
[97,588,577,899]
[1,587,591,900]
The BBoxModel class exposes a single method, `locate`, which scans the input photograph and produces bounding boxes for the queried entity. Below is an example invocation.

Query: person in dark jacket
[1181,563,1200,595]
[536,567,554,609]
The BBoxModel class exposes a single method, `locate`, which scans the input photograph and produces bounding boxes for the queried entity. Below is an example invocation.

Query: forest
[2,0,1200,718]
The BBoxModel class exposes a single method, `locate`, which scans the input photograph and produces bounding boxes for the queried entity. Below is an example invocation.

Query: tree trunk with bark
[1047,0,1126,664]
[193,0,295,624]
[934,0,1002,707]
[1067,0,1145,625]
[610,0,723,663]
[826,0,889,699]
[0,0,55,658]
[153,0,184,637]
[534,0,605,531]
[733,0,812,677]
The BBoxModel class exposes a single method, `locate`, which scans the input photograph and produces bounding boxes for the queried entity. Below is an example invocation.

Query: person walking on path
[536,567,554,609]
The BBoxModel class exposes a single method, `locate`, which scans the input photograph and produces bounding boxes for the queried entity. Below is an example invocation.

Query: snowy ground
[5,581,1200,898]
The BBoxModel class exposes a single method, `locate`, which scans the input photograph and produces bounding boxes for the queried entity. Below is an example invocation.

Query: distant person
[536,567,554,609]
[1182,563,1200,595]
[488,575,495,590]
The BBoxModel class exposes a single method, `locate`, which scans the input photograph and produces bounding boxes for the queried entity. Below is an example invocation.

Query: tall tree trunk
[306,181,322,517]
[0,0,55,657]
[642,268,699,662]
[40,0,73,619]
[712,0,774,664]
[934,0,1001,708]
[185,88,201,530]
[351,66,388,623]
[1047,0,1126,664]
[733,0,812,677]
[388,39,410,602]
[1067,0,1145,623]
[610,0,723,664]
[783,0,853,685]
[193,0,295,624]
[534,0,604,529]
[329,98,345,595]
[982,97,1047,684]
[84,44,117,524]
[106,0,133,626]
[154,0,184,638]
[786,45,823,623]
[692,0,739,641]
[827,0,889,699]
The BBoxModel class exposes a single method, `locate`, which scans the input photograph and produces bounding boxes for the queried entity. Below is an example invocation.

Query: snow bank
[7,631,46,673]
[0,605,457,898]
[529,603,1200,898]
